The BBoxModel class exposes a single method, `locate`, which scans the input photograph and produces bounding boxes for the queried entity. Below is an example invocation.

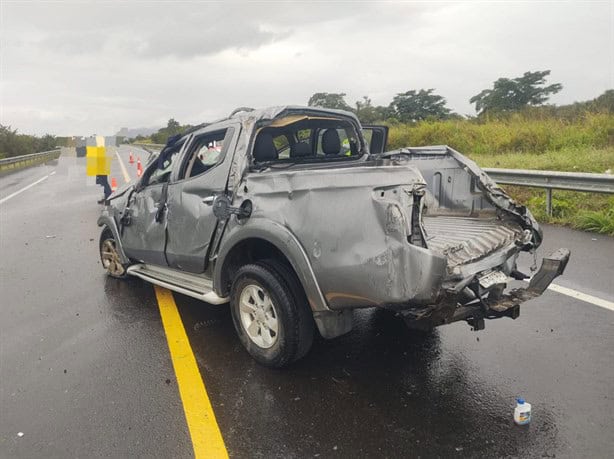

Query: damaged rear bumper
[401,248,571,330]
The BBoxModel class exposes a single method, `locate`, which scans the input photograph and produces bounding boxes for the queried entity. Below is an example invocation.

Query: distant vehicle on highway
[98,106,570,367]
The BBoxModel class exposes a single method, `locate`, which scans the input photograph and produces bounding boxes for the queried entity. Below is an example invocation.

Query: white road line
[115,150,131,183]
[0,174,51,205]
[547,283,614,312]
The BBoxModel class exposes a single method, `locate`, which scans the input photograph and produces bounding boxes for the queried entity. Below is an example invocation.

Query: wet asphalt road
[1,149,613,458]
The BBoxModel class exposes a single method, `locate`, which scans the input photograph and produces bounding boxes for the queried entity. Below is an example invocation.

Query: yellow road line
[154,286,228,459]
[115,150,131,183]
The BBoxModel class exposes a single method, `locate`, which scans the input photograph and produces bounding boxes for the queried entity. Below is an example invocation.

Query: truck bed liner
[422,216,523,267]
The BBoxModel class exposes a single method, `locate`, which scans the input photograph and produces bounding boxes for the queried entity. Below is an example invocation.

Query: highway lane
[0,153,192,457]
[0,161,58,202]
[1,150,613,458]
[518,224,614,303]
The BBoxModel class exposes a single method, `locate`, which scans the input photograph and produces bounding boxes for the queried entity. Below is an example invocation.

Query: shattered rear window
[253,116,362,165]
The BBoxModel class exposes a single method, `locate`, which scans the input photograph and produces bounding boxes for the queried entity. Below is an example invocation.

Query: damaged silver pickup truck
[98,106,570,367]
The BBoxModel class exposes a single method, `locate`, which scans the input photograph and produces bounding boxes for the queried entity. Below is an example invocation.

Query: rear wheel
[99,227,128,278]
[230,262,314,367]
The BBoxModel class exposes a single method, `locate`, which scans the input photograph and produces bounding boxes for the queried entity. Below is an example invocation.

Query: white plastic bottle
[514,398,531,425]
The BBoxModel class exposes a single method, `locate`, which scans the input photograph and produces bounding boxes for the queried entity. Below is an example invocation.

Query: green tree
[166,118,182,136]
[0,125,21,157]
[355,96,377,123]
[389,89,451,122]
[0,125,58,158]
[151,118,188,144]
[470,70,563,115]
[37,134,57,152]
[354,96,393,123]
[308,92,353,111]
[592,89,614,113]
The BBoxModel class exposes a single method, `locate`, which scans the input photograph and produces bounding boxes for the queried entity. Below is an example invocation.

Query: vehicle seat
[290,141,311,158]
[189,157,208,177]
[253,132,277,162]
[322,129,341,155]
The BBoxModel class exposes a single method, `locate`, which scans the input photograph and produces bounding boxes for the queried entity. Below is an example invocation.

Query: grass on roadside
[498,187,614,236]
[465,147,614,235]
[384,110,614,235]
[471,146,614,174]
[387,112,614,155]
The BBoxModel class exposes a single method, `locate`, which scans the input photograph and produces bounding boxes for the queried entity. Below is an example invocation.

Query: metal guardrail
[484,168,614,215]
[0,149,61,170]
[132,142,165,151]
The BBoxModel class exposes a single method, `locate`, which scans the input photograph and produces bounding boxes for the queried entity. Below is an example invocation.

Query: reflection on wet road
[176,289,612,458]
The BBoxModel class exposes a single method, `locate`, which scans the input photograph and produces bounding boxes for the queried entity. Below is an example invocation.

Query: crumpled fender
[213,218,330,313]
[97,211,130,264]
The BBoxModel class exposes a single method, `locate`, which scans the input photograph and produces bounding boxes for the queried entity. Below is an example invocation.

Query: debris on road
[514,398,532,425]
[17,432,24,437]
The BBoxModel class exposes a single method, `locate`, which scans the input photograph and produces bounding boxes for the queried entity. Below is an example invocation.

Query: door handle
[203,196,215,205]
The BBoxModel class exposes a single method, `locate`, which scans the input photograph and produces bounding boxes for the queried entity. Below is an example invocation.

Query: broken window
[144,140,185,186]
[180,128,233,179]
[252,116,362,164]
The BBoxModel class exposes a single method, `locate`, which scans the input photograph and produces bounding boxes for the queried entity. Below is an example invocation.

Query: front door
[165,124,239,273]
[121,141,184,266]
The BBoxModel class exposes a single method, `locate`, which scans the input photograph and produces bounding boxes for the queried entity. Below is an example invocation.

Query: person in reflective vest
[85,136,111,203]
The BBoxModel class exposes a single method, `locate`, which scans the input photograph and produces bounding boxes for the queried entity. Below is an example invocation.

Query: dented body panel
[228,164,446,310]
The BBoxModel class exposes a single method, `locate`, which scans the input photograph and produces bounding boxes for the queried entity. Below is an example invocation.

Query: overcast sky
[1,0,612,136]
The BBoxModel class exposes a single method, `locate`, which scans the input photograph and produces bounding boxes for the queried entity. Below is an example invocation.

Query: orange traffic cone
[129,151,134,164]
[111,177,117,191]
[137,157,143,177]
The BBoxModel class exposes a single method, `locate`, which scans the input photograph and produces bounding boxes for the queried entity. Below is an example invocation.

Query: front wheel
[230,262,314,368]
[99,227,129,278]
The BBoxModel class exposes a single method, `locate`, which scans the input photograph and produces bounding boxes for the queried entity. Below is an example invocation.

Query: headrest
[253,132,277,162]
[290,142,312,158]
[322,129,341,155]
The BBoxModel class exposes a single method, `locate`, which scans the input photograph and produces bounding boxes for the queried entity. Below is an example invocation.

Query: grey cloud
[0,1,611,136]
[136,24,289,58]
[44,30,109,55]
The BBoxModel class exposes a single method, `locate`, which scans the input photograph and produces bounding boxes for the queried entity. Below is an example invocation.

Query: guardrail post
[546,188,553,216]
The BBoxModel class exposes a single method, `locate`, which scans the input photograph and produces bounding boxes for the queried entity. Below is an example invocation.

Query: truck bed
[422,216,523,267]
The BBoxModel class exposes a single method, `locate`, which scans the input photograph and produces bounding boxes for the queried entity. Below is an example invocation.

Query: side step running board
[127,264,229,305]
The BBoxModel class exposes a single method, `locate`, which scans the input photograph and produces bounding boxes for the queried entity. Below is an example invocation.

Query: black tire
[261,259,315,362]
[230,262,315,368]
[99,227,129,279]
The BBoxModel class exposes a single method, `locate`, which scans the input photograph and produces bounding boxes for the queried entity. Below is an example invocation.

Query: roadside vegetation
[0,125,67,159]
[384,112,614,235]
[304,72,614,235]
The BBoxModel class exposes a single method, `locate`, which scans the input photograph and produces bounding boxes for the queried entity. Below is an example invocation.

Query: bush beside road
[387,113,614,235]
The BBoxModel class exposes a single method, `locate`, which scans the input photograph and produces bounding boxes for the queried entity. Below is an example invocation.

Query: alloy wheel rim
[101,238,125,277]
[239,284,279,349]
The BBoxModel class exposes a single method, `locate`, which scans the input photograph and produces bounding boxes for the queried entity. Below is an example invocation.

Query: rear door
[362,125,389,154]
[164,123,240,273]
